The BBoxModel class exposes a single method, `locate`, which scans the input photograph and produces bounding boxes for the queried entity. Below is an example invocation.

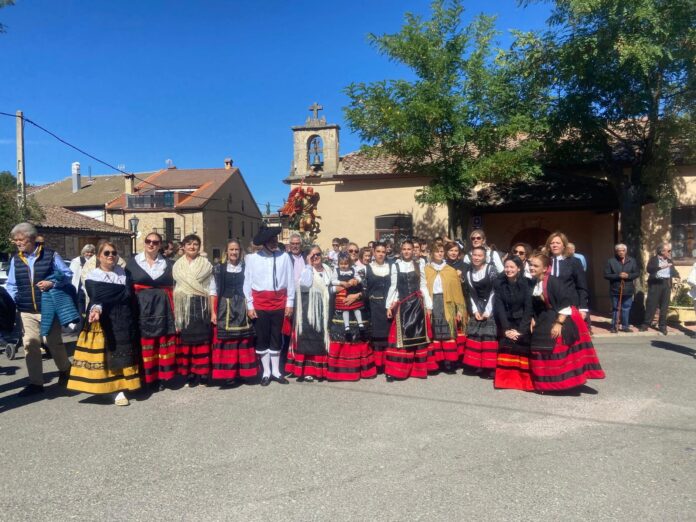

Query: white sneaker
[114,392,129,406]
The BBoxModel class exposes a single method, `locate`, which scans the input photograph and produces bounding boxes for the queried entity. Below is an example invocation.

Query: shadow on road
[651,340,696,357]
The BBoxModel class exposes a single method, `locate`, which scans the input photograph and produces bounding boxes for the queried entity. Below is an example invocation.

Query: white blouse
[369,262,391,278]
[208,262,243,297]
[386,259,432,310]
[134,252,167,280]
[532,280,572,315]
[468,265,494,316]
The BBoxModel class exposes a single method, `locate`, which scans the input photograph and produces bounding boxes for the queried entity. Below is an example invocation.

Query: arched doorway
[510,227,551,252]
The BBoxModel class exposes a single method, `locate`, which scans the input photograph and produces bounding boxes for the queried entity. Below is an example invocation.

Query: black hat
[253,226,282,246]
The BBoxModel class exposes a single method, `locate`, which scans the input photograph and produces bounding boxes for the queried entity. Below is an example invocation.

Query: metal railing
[127,193,175,209]
[153,227,181,241]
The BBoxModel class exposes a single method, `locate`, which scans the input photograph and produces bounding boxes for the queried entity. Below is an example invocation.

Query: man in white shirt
[244,227,295,385]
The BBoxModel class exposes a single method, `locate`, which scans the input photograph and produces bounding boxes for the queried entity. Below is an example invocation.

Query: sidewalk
[590,313,695,338]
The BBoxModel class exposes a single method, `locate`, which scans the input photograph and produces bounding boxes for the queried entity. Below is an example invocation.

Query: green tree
[343,0,546,237]
[0,171,44,254]
[0,0,15,33]
[520,0,696,269]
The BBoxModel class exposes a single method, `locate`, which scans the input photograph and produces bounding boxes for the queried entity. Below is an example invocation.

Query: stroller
[0,286,20,360]
[0,314,22,360]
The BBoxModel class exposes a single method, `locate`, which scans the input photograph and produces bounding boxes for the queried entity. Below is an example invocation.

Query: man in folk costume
[244,227,295,386]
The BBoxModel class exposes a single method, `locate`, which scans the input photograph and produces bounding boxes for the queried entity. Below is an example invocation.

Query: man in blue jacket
[5,223,73,397]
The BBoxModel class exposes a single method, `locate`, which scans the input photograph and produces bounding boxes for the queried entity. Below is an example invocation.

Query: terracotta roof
[106,167,239,210]
[30,172,156,209]
[337,151,402,176]
[33,205,131,235]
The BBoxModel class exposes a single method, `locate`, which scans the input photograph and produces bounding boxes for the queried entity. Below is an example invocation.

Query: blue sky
[0,0,550,211]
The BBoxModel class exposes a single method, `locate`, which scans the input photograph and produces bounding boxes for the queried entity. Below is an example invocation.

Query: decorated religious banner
[279,185,321,238]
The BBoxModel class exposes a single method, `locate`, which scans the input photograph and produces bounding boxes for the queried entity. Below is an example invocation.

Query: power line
[0,111,220,202]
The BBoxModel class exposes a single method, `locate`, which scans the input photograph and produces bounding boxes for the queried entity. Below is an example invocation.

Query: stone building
[105,159,263,260]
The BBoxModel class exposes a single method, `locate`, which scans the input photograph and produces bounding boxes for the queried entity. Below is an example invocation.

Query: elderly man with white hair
[640,243,679,335]
[69,243,96,314]
[604,243,640,333]
[5,222,74,396]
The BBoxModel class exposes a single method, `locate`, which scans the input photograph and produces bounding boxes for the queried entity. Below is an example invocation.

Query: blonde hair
[544,231,571,257]
[222,239,244,265]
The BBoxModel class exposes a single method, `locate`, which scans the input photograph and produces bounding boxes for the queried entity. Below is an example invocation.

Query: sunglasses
[513,250,526,255]
[310,253,321,259]
[144,239,161,246]
[348,249,358,253]
[102,250,118,257]
[470,236,482,240]
[332,243,339,247]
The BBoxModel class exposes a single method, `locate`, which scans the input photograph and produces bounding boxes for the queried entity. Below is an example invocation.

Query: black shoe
[345,331,353,342]
[272,375,289,384]
[200,377,209,387]
[638,325,649,332]
[185,375,199,388]
[17,384,44,397]
[222,379,240,388]
[260,376,271,387]
[158,382,166,392]
[296,376,305,383]
[58,370,70,386]
[609,327,618,334]
[659,327,668,336]
[386,375,395,383]
[621,326,632,333]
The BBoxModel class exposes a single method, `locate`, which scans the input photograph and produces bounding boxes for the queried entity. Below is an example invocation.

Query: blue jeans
[611,294,633,329]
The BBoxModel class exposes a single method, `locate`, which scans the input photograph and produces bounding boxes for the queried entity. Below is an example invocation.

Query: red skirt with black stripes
[211,332,258,380]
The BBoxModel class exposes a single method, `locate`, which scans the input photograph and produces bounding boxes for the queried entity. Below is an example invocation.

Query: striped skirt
[529,308,605,391]
[327,341,376,381]
[67,323,141,395]
[141,334,177,384]
[494,344,533,391]
[462,317,499,369]
[211,334,258,380]
[384,346,430,379]
[286,352,328,379]
[176,341,211,377]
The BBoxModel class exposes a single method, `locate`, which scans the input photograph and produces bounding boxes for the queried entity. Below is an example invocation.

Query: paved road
[0,335,695,521]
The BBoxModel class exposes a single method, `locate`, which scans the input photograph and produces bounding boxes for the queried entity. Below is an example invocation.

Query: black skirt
[295,289,328,356]
[180,295,211,345]
[216,293,254,340]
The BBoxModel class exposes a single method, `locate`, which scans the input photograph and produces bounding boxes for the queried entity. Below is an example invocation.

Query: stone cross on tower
[308,102,323,120]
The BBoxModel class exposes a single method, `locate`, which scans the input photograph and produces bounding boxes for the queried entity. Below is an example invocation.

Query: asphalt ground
[0,335,695,521]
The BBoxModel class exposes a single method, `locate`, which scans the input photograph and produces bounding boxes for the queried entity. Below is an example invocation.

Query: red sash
[133,283,175,312]
[252,289,287,311]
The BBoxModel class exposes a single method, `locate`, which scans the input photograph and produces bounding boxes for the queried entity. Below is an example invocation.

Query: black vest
[13,247,56,313]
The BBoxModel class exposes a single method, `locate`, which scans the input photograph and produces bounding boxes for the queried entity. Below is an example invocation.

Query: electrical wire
[0,111,223,202]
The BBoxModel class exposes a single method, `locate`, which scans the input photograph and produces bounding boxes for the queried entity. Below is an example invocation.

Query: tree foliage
[519,0,696,265]
[0,171,44,254]
[343,0,546,236]
[0,0,15,34]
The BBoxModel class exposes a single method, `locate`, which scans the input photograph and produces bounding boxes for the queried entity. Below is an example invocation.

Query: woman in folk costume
[365,242,392,372]
[126,232,177,392]
[286,245,332,382]
[173,234,214,388]
[444,241,469,355]
[493,256,534,391]
[528,254,605,392]
[385,239,432,382]
[462,245,499,379]
[425,241,467,374]
[544,232,589,316]
[243,226,295,386]
[210,240,257,387]
[67,241,140,406]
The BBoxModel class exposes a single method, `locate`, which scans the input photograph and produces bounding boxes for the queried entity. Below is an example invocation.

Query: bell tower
[290,102,340,179]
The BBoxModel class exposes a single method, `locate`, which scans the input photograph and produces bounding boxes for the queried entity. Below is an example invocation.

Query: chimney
[224,157,233,170]
[71,162,81,193]
[125,174,135,195]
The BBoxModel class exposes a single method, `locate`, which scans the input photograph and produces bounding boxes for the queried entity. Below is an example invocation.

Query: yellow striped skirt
[67,322,141,395]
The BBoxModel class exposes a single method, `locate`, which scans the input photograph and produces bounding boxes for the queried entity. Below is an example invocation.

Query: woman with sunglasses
[462,245,499,378]
[508,242,533,280]
[286,246,332,381]
[210,239,257,387]
[528,254,604,392]
[385,239,432,381]
[493,256,534,391]
[173,234,214,387]
[463,229,504,273]
[68,241,140,406]
[126,232,177,391]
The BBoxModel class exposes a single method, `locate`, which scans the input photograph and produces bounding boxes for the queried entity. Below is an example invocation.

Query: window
[671,207,696,258]
[375,213,413,243]
[228,219,233,240]
[307,135,324,169]
[241,221,246,237]
[241,199,245,212]
[212,248,221,262]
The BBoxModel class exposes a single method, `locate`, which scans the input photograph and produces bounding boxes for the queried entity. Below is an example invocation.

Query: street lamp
[129,215,140,256]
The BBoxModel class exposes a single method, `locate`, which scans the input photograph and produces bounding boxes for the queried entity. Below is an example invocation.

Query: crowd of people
[0,221,635,407]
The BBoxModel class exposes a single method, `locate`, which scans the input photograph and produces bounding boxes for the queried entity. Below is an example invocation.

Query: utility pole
[16,110,26,210]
